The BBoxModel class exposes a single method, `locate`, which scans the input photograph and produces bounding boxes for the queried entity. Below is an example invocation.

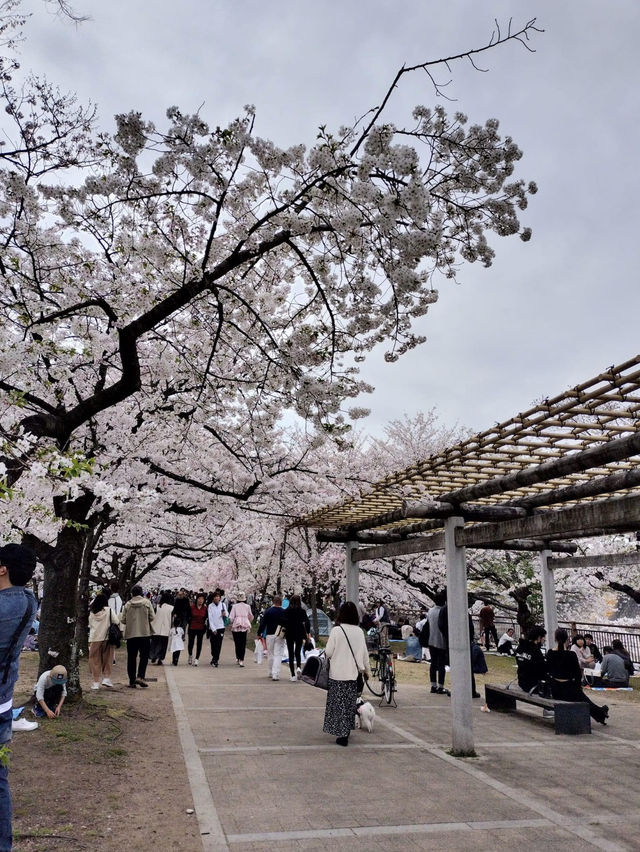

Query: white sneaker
[193,659,199,667]
[272,676,279,681]
[290,675,297,682]
[12,718,38,732]
[188,656,193,665]
[296,666,302,680]
[101,678,113,688]
[91,682,101,690]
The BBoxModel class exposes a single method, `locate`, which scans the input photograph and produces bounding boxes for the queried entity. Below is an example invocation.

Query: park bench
[484,684,591,735]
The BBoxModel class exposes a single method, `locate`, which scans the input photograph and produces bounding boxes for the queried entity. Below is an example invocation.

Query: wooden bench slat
[484,684,591,735]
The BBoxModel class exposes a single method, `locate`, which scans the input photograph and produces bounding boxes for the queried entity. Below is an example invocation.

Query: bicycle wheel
[383,659,395,704]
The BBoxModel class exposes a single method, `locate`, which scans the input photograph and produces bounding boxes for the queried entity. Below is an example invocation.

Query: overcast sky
[18,0,640,437]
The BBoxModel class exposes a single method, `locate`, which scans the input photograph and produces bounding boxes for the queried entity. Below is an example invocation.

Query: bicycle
[365,627,397,706]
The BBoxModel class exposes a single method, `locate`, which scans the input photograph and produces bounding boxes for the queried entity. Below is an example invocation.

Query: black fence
[491,617,640,664]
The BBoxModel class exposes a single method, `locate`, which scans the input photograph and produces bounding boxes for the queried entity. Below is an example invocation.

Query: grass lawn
[392,647,640,704]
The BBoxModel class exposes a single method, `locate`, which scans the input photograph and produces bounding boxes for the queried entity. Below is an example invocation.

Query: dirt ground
[9,651,201,852]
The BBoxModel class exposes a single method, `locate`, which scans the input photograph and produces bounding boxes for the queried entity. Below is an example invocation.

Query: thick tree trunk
[23,492,98,699]
[509,585,536,634]
[74,540,94,657]
[38,524,88,699]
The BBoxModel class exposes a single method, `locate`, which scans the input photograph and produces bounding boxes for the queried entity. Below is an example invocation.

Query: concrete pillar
[345,541,359,604]
[539,549,558,647]
[444,516,474,755]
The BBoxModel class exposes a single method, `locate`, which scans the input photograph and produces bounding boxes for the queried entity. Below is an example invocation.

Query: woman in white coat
[323,601,371,746]
[150,591,174,664]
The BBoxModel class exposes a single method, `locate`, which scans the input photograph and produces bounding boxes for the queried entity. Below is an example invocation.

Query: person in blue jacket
[0,543,38,852]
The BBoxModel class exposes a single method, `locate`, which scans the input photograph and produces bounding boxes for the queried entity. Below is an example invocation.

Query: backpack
[107,611,122,648]
[418,621,430,648]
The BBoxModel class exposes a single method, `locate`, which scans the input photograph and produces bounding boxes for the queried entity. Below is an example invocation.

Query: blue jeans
[0,708,13,852]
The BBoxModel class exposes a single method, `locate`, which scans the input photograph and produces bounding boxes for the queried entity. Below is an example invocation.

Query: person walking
[229,593,253,666]
[88,593,114,689]
[150,591,173,665]
[0,544,38,852]
[169,615,185,665]
[119,585,155,688]
[257,595,285,680]
[282,595,311,682]
[323,601,371,747]
[107,579,123,665]
[206,591,228,667]
[172,589,191,635]
[187,593,207,666]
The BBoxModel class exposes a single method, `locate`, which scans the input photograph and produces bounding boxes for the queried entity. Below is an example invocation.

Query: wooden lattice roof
[298,354,640,535]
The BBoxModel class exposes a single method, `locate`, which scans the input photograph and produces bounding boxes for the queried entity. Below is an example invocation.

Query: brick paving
[164,639,638,851]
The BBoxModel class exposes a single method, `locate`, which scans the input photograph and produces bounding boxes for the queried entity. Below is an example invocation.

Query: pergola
[295,354,640,754]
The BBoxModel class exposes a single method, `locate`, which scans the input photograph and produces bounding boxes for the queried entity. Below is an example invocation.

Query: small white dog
[355,698,375,732]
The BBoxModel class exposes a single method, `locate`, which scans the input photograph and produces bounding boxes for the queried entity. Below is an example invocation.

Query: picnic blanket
[584,686,633,691]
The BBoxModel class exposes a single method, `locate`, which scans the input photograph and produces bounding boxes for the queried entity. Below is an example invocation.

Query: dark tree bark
[23,492,96,699]
[593,571,640,604]
[509,584,536,633]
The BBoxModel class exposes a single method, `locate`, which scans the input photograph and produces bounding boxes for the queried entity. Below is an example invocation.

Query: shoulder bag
[106,609,122,648]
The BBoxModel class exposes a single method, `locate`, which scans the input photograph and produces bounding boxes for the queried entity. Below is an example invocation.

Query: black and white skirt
[323,678,358,737]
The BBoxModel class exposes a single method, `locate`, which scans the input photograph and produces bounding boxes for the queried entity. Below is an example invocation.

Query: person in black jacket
[514,625,548,693]
[282,595,310,682]
[583,633,603,665]
[547,628,608,725]
[172,589,192,634]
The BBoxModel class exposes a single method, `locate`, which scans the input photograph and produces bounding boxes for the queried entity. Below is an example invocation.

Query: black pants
[127,636,150,684]
[429,645,447,686]
[286,635,303,676]
[150,635,168,662]
[209,629,224,664]
[188,628,205,659]
[551,679,607,723]
[232,630,248,661]
[172,650,181,666]
[483,625,498,649]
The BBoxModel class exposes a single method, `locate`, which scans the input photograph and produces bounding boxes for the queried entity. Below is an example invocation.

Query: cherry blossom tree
[0,7,542,690]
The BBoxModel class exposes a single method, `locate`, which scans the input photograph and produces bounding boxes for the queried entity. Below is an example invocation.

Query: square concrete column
[445,516,474,755]
[346,541,359,604]
[539,548,558,647]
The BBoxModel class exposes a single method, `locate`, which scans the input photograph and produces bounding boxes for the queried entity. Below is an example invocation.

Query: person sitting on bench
[515,625,547,693]
[600,646,630,688]
[546,628,608,725]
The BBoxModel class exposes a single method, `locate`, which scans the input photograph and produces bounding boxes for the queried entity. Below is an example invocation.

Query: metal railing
[490,616,640,664]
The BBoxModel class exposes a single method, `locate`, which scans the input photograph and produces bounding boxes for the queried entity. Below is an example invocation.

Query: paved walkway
[164,641,639,852]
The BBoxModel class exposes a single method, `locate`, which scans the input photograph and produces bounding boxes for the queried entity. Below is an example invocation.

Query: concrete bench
[484,684,591,735]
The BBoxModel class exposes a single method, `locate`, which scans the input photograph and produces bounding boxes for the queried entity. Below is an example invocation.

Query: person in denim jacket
[0,544,38,852]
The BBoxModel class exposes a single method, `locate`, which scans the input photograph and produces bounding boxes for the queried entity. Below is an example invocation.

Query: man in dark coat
[515,625,548,692]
